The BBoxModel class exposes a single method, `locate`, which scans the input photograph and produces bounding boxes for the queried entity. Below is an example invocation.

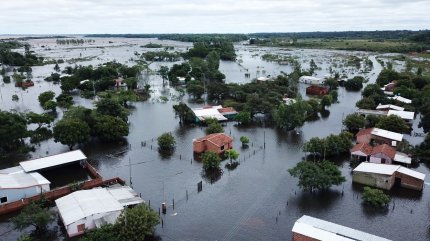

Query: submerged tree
[202,151,222,171]
[115,204,160,241]
[157,132,176,151]
[11,201,54,234]
[362,187,390,208]
[53,118,90,150]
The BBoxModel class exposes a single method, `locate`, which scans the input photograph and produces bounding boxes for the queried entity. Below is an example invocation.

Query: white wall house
[56,186,144,237]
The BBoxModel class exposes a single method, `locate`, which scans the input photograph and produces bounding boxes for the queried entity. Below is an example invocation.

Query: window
[0,196,7,204]
[77,224,85,232]
[220,145,224,150]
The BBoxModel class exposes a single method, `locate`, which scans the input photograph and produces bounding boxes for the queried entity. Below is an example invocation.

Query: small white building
[56,186,144,237]
[389,96,412,104]
[292,215,391,241]
[376,104,404,111]
[387,110,414,125]
[0,166,50,204]
[299,76,324,85]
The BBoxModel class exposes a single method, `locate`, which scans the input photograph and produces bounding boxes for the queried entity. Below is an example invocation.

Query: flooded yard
[0,37,429,241]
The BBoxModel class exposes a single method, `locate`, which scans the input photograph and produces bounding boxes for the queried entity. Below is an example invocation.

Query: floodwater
[0,37,429,241]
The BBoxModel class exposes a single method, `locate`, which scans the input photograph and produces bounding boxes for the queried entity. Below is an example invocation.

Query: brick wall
[292,232,319,241]
[395,172,424,191]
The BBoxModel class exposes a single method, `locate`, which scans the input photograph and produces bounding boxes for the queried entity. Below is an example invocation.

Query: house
[352,162,425,191]
[389,96,412,104]
[381,81,396,95]
[56,186,144,237]
[299,76,324,85]
[0,150,87,205]
[0,167,50,204]
[306,85,329,95]
[256,76,270,82]
[376,104,404,111]
[393,151,412,166]
[292,215,391,241]
[356,128,403,147]
[387,110,414,125]
[355,109,388,117]
[350,143,373,161]
[193,133,233,154]
[369,144,396,164]
[192,105,238,122]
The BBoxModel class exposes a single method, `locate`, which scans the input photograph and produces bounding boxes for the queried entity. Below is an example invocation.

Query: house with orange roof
[350,143,373,161]
[370,144,396,164]
[193,133,233,154]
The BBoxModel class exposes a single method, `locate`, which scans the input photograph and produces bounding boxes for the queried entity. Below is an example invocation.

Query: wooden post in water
[161,202,167,214]
[197,181,203,192]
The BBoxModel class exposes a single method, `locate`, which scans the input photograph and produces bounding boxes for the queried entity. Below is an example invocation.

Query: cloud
[0,0,428,34]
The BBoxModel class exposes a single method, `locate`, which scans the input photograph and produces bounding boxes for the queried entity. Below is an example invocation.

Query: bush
[201,151,221,171]
[157,132,176,150]
[362,187,390,208]
[345,76,364,91]
[240,136,249,146]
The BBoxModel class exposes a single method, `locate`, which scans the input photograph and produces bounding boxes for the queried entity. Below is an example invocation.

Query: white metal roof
[107,186,145,206]
[387,110,414,121]
[0,166,24,174]
[55,188,124,226]
[393,152,411,165]
[283,98,297,105]
[355,109,388,116]
[389,96,412,104]
[257,76,269,81]
[353,162,399,176]
[371,128,403,142]
[192,106,228,121]
[376,104,404,111]
[0,172,50,189]
[397,167,425,180]
[20,150,87,172]
[292,215,391,241]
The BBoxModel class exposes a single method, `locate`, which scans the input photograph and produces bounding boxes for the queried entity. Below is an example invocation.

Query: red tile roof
[356,128,374,137]
[351,143,373,156]
[195,133,233,147]
[371,144,396,159]
[218,107,236,113]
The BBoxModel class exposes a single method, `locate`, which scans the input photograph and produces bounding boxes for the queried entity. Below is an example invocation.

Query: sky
[0,0,429,34]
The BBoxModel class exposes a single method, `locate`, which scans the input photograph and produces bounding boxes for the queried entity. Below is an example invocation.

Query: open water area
[0,37,429,241]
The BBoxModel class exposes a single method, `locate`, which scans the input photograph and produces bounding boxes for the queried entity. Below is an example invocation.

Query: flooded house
[299,76,324,85]
[193,133,233,154]
[56,186,144,237]
[356,128,403,147]
[0,150,87,205]
[352,162,425,191]
[389,95,412,104]
[350,144,412,166]
[305,85,329,95]
[376,104,404,111]
[369,144,396,164]
[387,110,415,125]
[192,105,238,123]
[292,215,391,241]
[350,143,373,161]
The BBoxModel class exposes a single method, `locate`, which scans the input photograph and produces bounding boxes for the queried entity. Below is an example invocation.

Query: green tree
[11,202,54,233]
[202,151,222,171]
[26,112,54,128]
[344,76,364,91]
[173,102,196,124]
[207,51,220,70]
[53,118,90,150]
[12,94,19,102]
[320,95,332,109]
[186,80,205,99]
[240,136,249,147]
[96,98,128,121]
[79,224,118,241]
[157,132,176,151]
[288,160,346,192]
[159,66,169,87]
[376,69,399,86]
[43,100,57,112]
[273,101,308,131]
[362,187,390,208]
[115,204,160,241]
[356,97,376,109]
[93,115,129,141]
[56,93,74,108]
[205,118,224,134]
[234,111,251,125]
[0,111,28,152]
[343,114,366,133]
[376,115,409,133]
[38,91,55,107]
[225,149,239,162]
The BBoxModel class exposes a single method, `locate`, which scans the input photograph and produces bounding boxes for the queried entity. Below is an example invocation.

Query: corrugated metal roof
[353,162,399,176]
[107,186,145,206]
[0,166,24,174]
[376,104,404,111]
[55,188,124,226]
[387,110,414,120]
[292,215,391,241]
[371,128,403,142]
[19,150,87,172]
[397,167,425,180]
[0,172,50,189]
[192,106,227,121]
[394,152,412,165]
[389,96,412,104]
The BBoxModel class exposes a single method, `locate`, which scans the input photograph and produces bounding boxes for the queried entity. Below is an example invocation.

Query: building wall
[394,172,424,191]
[67,210,122,237]
[352,172,394,190]
[357,134,371,144]
[372,136,398,147]
[194,139,232,154]
[292,232,319,241]
[370,153,393,164]
[0,184,50,204]
[193,141,205,153]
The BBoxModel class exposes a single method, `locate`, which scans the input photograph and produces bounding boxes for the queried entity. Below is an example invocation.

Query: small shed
[306,85,329,96]
[192,105,228,122]
[387,110,414,125]
[357,127,403,147]
[376,104,404,111]
[389,96,412,104]
[369,144,396,164]
[353,162,425,191]
[0,167,50,204]
[393,152,412,166]
[299,76,324,85]
[292,215,391,241]
[56,186,144,237]
[19,150,87,172]
[193,133,233,154]
[350,143,373,161]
